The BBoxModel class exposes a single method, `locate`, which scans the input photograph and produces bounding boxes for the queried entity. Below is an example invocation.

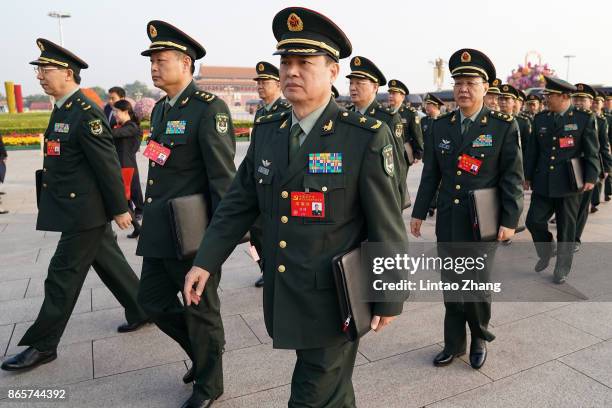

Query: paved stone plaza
[1,144,611,407]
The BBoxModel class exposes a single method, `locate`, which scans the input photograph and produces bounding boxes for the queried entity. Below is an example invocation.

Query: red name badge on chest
[143,140,171,166]
[559,137,575,148]
[457,154,483,175]
[47,141,60,156]
[291,192,325,218]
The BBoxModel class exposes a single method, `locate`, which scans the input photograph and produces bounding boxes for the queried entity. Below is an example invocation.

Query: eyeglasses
[34,66,63,75]
[453,80,485,89]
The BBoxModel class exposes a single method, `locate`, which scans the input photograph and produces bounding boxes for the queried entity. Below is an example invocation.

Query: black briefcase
[332,246,373,341]
[404,142,415,165]
[168,194,251,260]
[568,157,584,191]
[35,169,43,209]
[468,187,526,242]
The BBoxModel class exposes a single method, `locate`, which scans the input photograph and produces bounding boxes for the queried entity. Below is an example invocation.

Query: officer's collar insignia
[88,119,103,136]
[569,111,573,116]
[37,40,44,51]
[354,56,361,66]
[180,97,189,105]
[371,120,382,129]
[359,116,367,123]
[65,101,72,110]
[287,13,303,31]
[149,24,157,38]
[450,113,457,123]
[461,51,471,62]
[369,108,375,115]
[280,119,288,129]
[258,63,264,72]
[481,115,487,125]
[272,105,278,111]
[262,159,272,167]
[322,119,333,132]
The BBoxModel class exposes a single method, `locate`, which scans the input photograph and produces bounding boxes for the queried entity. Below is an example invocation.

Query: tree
[24,94,50,105]
[123,81,157,99]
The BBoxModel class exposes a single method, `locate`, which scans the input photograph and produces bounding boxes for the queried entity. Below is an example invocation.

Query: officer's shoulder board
[73,96,92,112]
[339,110,382,132]
[278,99,291,109]
[434,111,453,121]
[192,90,217,104]
[574,107,592,116]
[489,110,514,123]
[254,110,289,126]
[408,106,417,113]
[374,104,393,118]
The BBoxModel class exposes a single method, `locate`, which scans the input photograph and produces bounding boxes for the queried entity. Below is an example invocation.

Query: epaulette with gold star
[254,110,289,126]
[574,107,592,115]
[338,109,382,132]
[192,90,216,103]
[489,110,513,122]
[74,97,92,112]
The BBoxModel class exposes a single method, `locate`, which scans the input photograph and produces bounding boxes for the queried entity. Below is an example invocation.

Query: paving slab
[0,278,28,302]
[0,289,90,326]
[559,339,612,388]
[0,324,14,356]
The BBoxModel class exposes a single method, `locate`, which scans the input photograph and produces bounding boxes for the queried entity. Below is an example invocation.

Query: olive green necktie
[461,118,472,141]
[288,123,303,162]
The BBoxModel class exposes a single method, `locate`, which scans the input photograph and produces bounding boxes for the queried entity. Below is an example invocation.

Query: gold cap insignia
[391,80,396,86]
[577,84,583,91]
[354,56,361,66]
[460,51,471,63]
[149,24,158,38]
[258,63,264,72]
[493,79,500,86]
[37,41,44,51]
[503,85,509,91]
[287,13,303,32]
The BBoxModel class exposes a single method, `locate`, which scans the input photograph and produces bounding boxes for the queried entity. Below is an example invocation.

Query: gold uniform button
[321,186,328,192]
[281,191,289,199]
[281,216,288,224]
[170,142,175,146]
[552,137,557,140]
[551,156,555,160]
[454,199,460,204]
[147,197,153,203]
[278,265,286,273]
[549,165,554,170]
[456,170,462,176]
[42,183,47,188]
[44,138,48,142]
[151,162,156,167]
[279,241,287,248]
[552,147,556,150]
[455,185,461,190]
[259,179,263,184]
[69,193,76,198]
[44,153,48,157]
[148,180,154,185]
[43,168,47,172]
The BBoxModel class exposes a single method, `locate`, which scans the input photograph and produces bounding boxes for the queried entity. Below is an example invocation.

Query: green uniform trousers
[137,257,224,399]
[289,340,359,408]
[577,190,594,242]
[526,192,581,271]
[19,224,146,351]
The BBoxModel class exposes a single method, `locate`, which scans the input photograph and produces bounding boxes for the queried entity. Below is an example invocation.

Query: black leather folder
[568,157,584,192]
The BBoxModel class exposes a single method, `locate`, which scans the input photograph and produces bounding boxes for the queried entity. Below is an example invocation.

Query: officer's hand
[413,159,421,164]
[604,173,609,179]
[523,181,531,190]
[184,266,210,306]
[583,182,595,192]
[113,212,132,230]
[410,218,423,237]
[371,315,396,332]
[497,226,516,241]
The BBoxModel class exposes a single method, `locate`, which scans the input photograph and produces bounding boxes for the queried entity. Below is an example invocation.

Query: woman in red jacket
[112,100,142,238]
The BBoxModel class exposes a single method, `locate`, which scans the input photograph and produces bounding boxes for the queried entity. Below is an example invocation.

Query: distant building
[195,65,260,120]
[28,101,53,111]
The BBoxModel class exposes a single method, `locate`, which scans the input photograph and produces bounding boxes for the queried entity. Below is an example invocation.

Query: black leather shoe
[605,196,611,202]
[254,276,264,288]
[433,350,465,367]
[469,338,487,369]
[553,275,566,284]
[180,392,221,408]
[590,206,599,214]
[1,347,57,371]
[574,243,581,253]
[534,258,550,272]
[183,366,194,384]
[117,319,150,333]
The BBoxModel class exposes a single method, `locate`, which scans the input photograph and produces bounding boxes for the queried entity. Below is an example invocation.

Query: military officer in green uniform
[525,93,542,120]
[387,79,425,163]
[252,61,291,288]
[498,83,532,153]
[411,49,524,370]
[184,7,407,407]
[589,90,611,212]
[345,56,408,207]
[253,61,291,121]
[484,77,502,111]
[421,93,445,217]
[604,91,612,201]
[1,39,148,372]
[524,76,600,284]
[572,85,611,247]
[136,21,236,408]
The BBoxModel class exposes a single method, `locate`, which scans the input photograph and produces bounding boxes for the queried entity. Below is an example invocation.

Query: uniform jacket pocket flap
[303,174,345,192]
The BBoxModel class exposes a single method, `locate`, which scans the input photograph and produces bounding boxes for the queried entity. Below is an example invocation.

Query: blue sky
[3,0,611,96]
